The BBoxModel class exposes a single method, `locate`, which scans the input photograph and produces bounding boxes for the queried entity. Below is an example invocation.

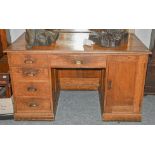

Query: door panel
[104,56,138,113]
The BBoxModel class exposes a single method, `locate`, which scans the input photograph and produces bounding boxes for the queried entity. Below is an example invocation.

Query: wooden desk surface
[5,32,151,54]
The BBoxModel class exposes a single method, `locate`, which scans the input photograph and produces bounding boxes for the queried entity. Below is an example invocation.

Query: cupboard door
[104,55,147,114]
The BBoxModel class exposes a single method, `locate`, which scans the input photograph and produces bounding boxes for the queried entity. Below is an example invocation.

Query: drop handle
[28,102,39,107]
[23,69,39,77]
[108,80,112,90]
[27,86,37,92]
[75,60,83,65]
[24,58,35,64]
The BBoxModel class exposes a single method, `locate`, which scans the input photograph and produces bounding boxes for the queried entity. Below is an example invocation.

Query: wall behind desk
[10,29,25,43]
[135,29,152,48]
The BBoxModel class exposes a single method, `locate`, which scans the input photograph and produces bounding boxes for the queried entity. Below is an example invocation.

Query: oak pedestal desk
[5,32,151,121]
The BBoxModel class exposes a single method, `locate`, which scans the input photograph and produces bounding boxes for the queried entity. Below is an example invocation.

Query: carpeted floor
[1,91,155,125]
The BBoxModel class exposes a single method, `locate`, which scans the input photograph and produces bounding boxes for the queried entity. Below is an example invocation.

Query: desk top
[5,32,151,54]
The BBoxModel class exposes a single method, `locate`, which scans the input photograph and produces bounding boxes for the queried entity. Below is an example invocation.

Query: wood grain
[6,32,150,121]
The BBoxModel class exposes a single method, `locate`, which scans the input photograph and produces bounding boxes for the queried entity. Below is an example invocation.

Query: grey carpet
[1,91,155,125]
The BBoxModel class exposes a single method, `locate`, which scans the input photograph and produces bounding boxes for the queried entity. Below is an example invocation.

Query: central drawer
[13,82,51,97]
[15,97,52,113]
[48,54,106,68]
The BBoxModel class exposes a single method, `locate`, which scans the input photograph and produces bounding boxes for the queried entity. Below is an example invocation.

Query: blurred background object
[0,29,12,98]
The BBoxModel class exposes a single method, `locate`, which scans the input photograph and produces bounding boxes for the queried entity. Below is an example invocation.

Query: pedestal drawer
[13,82,51,97]
[15,97,52,113]
[10,67,49,81]
[9,54,48,67]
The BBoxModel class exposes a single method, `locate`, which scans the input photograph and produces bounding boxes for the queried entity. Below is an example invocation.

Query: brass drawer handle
[28,102,39,107]
[23,69,39,77]
[75,60,83,65]
[27,86,37,92]
[24,58,35,64]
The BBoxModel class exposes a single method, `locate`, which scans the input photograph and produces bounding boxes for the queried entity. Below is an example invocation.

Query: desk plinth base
[14,113,55,121]
[103,113,141,122]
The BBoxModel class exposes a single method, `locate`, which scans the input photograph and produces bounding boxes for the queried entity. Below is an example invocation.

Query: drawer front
[9,54,48,67]
[13,82,50,97]
[15,97,52,113]
[10,67,49,81]
[49,54,106,68]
